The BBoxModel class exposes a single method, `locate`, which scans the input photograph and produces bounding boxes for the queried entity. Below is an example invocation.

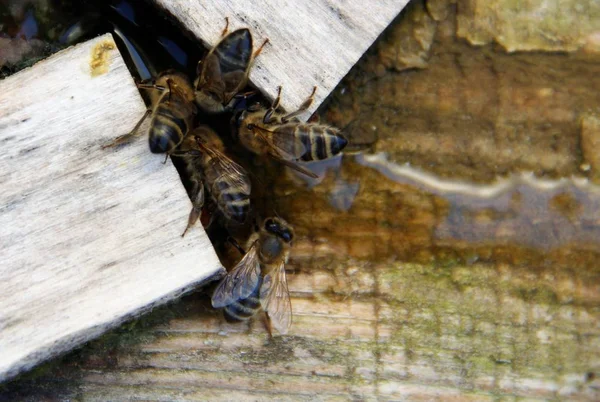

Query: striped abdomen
[148,98,191,154]
[223,276,262,322]
[215,29,252,79]
[276,124,348,162]
[202,156,251,224]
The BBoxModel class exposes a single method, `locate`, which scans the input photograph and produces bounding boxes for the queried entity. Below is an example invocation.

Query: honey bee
[211,217,294,335]
[233,86,348,178]
[103,71,196,155]
[175,125,252,237]
[194,18,268,113]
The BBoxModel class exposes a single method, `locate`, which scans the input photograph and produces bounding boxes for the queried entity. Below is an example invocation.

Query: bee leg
[182,186,205,237]
[221,17,230,37]
[162,146,181,164]
[227,236,246,255]
[101,108,151,149]
[234,90,258,100]
[253,38,269,59]
[181,208,199,237]
[263,86,282,124]
[281,86,317,123]
[137,82,166,92]
[263,312,274,339]
[225,90,258,112]
[245,38,269,90]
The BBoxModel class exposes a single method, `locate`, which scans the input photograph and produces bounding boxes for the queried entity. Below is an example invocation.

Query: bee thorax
[259,236,284,263]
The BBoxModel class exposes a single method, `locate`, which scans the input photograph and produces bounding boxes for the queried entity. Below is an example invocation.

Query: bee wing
[199,53,223,85]
[259,261,292,334]
[271,158,318,179]
[217,30,252,100]
[222,71,248,101]
[200,144,251,189]
[252,126,318,179]
[211,241,261,308]
[252,125,305,159]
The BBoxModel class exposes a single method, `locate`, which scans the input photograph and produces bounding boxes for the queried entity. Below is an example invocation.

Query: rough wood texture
[152,0,409,116]
[326,0,600,183]
[2,251,599,400]
[0,34,224,382]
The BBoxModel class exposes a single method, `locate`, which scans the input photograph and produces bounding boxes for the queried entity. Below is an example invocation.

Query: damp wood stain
[89,40,115,77]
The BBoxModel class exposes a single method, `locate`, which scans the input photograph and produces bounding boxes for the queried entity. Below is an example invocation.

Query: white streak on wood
[153,0,409,117]
[359,153,600,197]
[0,34,225,382]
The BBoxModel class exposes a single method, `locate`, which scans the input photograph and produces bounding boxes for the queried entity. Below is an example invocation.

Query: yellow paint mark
[90,41,116,77]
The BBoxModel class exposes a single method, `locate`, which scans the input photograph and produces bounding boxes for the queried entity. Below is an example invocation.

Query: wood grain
[152,0,409,116]
[0,34,225,382]
[2,256,599,400]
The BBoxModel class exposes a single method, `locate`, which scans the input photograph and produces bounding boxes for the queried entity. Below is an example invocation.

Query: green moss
[511,286,560,306]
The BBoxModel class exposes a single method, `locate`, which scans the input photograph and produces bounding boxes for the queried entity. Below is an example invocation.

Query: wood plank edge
[0,269,225,384]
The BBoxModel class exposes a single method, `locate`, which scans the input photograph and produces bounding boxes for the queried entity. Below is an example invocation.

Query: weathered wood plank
[0,34,224,382]
[3,254,598,400]
[153,0,409,116]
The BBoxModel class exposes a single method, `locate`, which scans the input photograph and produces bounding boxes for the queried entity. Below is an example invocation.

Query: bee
[103,71,196,155]
[211,217,294,335]
[175,125,252,237]
[194,18,268,113]
[233,86,348,178]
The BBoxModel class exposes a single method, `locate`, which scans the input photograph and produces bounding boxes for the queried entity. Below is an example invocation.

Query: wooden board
[0,34,225,382]
[153,0,409,116]
[2,254,599,400]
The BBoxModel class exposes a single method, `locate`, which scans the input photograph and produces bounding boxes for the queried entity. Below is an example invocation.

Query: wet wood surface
[152,0,410,116]
[0,34,224,382]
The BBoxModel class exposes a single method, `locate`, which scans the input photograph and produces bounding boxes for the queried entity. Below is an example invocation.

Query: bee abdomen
[216,29,252,74]
[293,125,348,161]
[148,103,188,153]
[211,175,251,223]
[223,295,261,322]
[214,187,250,222]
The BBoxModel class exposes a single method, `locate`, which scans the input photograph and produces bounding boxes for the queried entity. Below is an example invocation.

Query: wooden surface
[3,252,599,400]
[153,0,409,116]
[0,34,224,382]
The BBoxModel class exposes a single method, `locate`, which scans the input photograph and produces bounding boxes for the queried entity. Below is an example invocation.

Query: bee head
[263,217,294,243]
